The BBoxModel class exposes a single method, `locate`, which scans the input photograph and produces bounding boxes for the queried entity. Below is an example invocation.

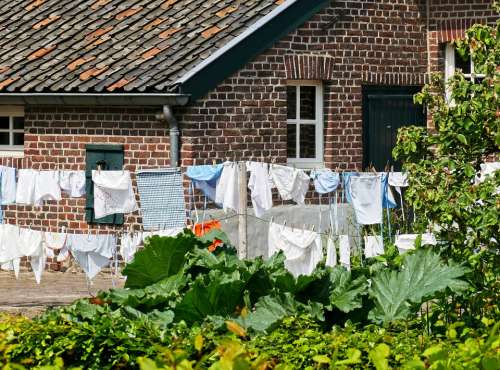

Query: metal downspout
[163,105,180,168]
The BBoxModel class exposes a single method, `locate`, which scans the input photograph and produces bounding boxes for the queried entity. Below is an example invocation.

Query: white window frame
[0,106,25,156]
[286,81,324,168]
[445,43,485,102]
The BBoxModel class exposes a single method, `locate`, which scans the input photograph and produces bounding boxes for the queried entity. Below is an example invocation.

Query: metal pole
[237,161,248,259]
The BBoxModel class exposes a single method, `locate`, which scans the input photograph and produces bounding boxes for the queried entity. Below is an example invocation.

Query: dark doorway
[362,86,425,171]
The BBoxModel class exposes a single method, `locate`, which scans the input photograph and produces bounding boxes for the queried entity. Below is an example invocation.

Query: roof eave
[0,93,190,106]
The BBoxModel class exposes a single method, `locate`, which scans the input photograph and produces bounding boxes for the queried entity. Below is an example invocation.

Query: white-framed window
[0,106,25,155]
[445,43,485,101]
[286,81,323,168]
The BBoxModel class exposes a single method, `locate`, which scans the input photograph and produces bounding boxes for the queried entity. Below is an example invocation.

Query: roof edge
[0,93,190,106]
[175,0,331,100]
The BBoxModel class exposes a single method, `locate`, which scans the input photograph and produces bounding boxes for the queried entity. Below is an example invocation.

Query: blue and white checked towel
[136,168,186,230]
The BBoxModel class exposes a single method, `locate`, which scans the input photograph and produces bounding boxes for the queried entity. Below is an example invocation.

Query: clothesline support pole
[237,161,248,259]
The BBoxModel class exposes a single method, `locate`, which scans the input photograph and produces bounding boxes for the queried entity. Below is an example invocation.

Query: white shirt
[92,170,138,219]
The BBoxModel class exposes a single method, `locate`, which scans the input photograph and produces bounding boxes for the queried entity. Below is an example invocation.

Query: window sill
[286,160,324,170]
[0,150,24,158]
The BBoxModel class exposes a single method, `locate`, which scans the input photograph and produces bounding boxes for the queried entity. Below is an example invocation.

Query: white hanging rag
[247,161,273,217]
[215,162,239,213]
[0,224,21,278]
[0,166,17,205]
[349,175,383,225]
[142,227,184,242]
[338,235,350,270]
[268,222,322,277]
[395,233,437,254]
[35,171,62,204]
[364,235,384,258]
[19,228,46,284]
[59,170,86,198]
[388,172,409,188]
[68,233,116,280]
[92,170,138,219]
[269,164,310,204]
[325,236,337,267]
[120,232,143,263]
[15,169,38,205]
[44,231,69,261]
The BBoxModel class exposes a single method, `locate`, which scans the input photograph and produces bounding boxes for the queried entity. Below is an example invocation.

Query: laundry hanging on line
[185,164,224,202]
[247,161,273,217]
[92,170,138,219]
[59,170,86,198]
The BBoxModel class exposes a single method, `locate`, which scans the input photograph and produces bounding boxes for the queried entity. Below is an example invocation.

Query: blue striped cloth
[136,168,186,230]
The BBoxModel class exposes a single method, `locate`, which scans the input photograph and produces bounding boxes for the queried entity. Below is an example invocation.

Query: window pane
[300,86,316,119]
[0,117,9,130]
[287,124,297,158]
[454,50,471,74]
[13,133,24,146]
[13,116,24,130]
[0,132,9,145]
[286,86,296,119]
[299,124,316,158]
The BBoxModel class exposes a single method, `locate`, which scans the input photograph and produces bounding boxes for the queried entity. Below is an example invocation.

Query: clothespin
[269,216,274,225]
[212,159,216,166]
[390,165,394,173]
[97,165,101,174]
[193,158,197,166]
[311,225,315,232]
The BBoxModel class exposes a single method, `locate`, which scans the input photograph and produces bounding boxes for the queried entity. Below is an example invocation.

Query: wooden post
[237,161,248,259]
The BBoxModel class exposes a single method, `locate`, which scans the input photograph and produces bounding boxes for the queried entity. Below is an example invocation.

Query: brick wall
[1,106,169,235]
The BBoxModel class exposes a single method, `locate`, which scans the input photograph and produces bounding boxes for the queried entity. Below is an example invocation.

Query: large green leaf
[174,271,246,324]
[327,267,368,313]
[368,248,469,323]
[123,232,206,289]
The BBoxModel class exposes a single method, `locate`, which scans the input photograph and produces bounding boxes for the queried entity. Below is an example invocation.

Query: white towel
[325,237,337,267]
[92,170,138,219]
[349,175,383,225]
[215,162,239,213]
[15,169,38,205]
[60,170,86,198]
[364,235,384,258]
[338,235,350,270]
[247,161,273,217]
[0,166,17,205]
[35,171,61,204]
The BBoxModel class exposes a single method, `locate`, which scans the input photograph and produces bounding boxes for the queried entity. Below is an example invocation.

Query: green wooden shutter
[85,144,125,225]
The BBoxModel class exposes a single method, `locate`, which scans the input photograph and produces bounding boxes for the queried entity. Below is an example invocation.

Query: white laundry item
[0,166,17,205]
[247,161,273,217]
[269,164,310,204]
[44,232,67,250]
[68,233,116,280]
[268,222,322,277]
[92,170,138,219]
[0,224,22,278]
[338,235,350,270]
[56,245,71,262]
[388,172,409,187]
[215,162,239,213]
[364,235,384,258]
[59,170,86,197]
[142,227,184,242]
[120,232,143,263]
[35,171,61,204]
[16,169,38,205]
[325,237,337,267]
[395,233,437,254]
[350,175,383,225]
[18,228,46,284]
[421,233,437,246]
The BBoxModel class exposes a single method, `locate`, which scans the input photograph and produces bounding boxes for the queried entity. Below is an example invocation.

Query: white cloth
[364,235,384,258]
[0,166,17,205]
[19,228,46,284]
[269,164,310,204]
[60,170,86,197]
[35,171,61,204]
[0,224,21,278]
[325,237,337,267]
[142,227,184,242]
[350,175,383,225]
[338,235,350,270]
[92,170,138,219]
[44,231,69,261]
[388,172,408,187]
[120,232,143,263]
[215,162,239,213]
[16,169,38,205]
[68,233,116,280]
[247,161,273,217]
[395,233,437,254]
[268,222,322,277]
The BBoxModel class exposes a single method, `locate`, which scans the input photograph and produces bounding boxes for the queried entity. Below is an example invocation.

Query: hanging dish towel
[0,166,17,205]
[215,162,239,213]
[68,233,116,280]
[136,168,186,230]
[247,161,273,217]
[310,169,340,194]
[16,169,38,205]
[0,224,22,278]
[185,164,223,202]
[120,232,143,263]
[269,164,310,204]
[325,237,337,267]
[364,235,384,258]
[349,175,383,225]
[35,171,62,204]
[92,170,138,219]
[268,222,322,277]
[338,235,351,270]
[59,170,86,198]
[395,233,437,254]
